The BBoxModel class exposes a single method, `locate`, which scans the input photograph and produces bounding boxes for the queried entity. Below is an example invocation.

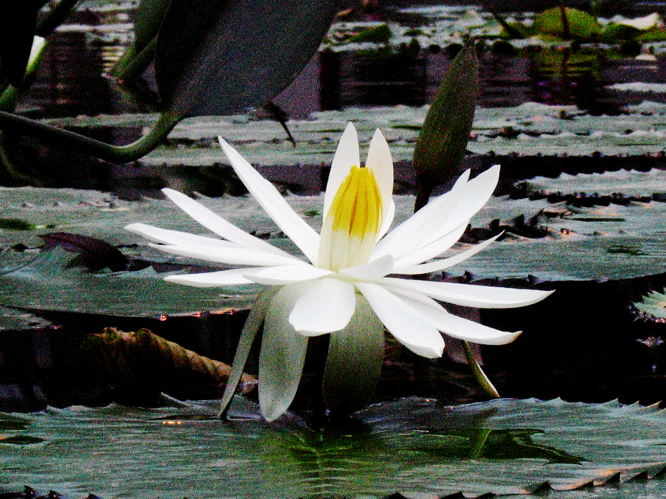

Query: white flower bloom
[126,123,551,420]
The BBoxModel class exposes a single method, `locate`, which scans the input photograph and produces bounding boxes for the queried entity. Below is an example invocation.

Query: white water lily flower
[126,123,551,420]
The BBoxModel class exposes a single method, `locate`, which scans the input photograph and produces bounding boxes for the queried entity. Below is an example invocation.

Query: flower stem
[0,111,181,163]
[463,340,500,398]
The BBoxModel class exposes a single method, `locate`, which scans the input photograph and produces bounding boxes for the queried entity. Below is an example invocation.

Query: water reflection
[20,15,666,119]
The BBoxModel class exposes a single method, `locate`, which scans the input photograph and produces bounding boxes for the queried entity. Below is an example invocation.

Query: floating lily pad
[39,101,666,166]
[2,397,666,498]
[518,169,666,198]
[0,306,51,332]
[633,289,666,320]
[0,248,256,317]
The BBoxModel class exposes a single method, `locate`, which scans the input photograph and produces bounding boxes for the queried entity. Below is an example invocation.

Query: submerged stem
[0,111,181,163]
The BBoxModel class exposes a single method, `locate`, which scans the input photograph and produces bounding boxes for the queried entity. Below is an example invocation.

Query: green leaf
[0,306,50,332]
[155,0,339,118]
[0,36,46,112]
[412,41,478,210]
[533,7,602,40]
[633,289,666,320]
[0,1,40,86]
[3,398,666,497]
[602,23,643,42]
[323,296,384,416]
[343,23,392,44]
[0,247,257,317]
[134,0,171,53]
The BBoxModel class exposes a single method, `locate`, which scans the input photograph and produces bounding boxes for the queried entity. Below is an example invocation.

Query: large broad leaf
[0,1,40,86]
[155,0,340,117]
[533,7,602,40]
[2,397,666,498]
[0,306,50,331]
[40,101,666,167]
[133,0,172,53]
[2,186,666,285]
[0,247,257,317]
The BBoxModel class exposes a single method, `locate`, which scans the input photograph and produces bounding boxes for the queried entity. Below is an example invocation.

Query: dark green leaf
[0,1,40,86]
[3,398,666,497]
[155,0,340,117]
[40,232,130,271]
[343,23,392,44]
[134,0,172,52]
[0,247,257,317]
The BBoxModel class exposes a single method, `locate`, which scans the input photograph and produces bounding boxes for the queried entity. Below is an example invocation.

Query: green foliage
[156,0,340,118]
[343,24,393,44]
[533,7,602,40]
[633,289,666,320]
[602,22,643,41]
[3,398,666,497]
[0,2,40,86]
[0,247,257,316]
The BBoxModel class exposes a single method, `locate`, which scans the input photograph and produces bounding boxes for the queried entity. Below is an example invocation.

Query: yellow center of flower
[319,166,383,272]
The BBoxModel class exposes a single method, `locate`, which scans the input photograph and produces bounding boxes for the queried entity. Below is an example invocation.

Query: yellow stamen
[319,166,383,271]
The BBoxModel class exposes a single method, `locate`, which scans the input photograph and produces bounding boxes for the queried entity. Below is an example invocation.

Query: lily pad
[0,306,51,332]
[0,247,257,317]
[518,169,666,198]
[2,397,666,498]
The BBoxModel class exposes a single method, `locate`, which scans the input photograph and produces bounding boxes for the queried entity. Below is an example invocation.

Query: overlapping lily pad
[2,397,666,498]
[41,100,666,166]
[0,248,256,317]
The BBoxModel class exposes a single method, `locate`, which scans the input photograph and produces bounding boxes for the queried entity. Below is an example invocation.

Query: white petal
[397,294,522,345]
[339,254,394,281]
[393,234,501,275]
[392,223,468,268]
[151,242,301,267]
[366,128,394,233]
[379,277,554,309]
[218,138,321,265]
[375,165,501,262]
[377,198,395,240]
[246,264,334,285]
[161,188,284,255]
[126,223,239,249]
[260,284,310,421]
[373,169,470,260]
[289,278,356,335]
[355,282,444,358]
[166,268,261,286]
[443,165,500,237]
[322,123,360,221]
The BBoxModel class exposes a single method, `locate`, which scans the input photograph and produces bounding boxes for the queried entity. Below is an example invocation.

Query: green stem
[36,0,81,37]
[0,111,181,163]
[463,340,500,398]
[110,37,158,82]
[490,9,527,39]
[559,2,572,40]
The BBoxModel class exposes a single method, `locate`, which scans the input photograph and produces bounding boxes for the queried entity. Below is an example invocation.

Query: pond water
[2,0,666,434]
